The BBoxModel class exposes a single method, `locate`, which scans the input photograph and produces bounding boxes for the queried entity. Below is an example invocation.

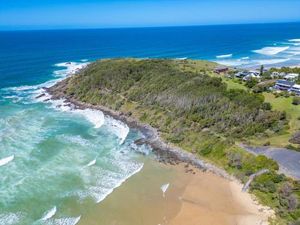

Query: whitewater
[0,61,144,225]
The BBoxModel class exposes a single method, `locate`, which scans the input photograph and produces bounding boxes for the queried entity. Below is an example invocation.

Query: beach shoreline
[45,79,275,224]
[46,85,231,179]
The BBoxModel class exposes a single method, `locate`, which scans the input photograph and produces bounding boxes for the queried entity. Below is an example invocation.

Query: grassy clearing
[250,93,300,147]
[223,78,248,90]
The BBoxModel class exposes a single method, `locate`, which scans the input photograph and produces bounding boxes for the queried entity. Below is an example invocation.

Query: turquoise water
[1,23,300,224]
[0,63,148,224]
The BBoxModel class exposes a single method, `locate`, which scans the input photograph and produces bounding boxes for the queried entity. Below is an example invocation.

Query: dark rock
[289,131,300,144]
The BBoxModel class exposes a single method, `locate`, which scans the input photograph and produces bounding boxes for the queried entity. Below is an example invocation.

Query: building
[284,73,299,81]
[214,67,229,74]
[242,71,261,81]
[291,84,300,95]
[275,80,294,91]
[235,71,249,78]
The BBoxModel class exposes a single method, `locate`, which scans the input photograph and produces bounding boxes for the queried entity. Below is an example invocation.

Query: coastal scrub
[49,58,300,224]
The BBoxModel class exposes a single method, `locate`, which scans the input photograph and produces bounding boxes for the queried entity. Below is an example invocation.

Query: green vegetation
[52,59,300,224]
[250,93,300,147]
[270,67,300,84]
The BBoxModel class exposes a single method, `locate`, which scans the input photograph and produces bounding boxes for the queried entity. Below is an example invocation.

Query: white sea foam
[47,98,105,129]
[0,213,22,225]
[74,161,143,204]
[54,62,88,77]
[0,155,14,167]
[76,109,105,129]
[93,163,143,203]
[216,54,232,59]
[253,46,289,55]
[253,58,290,65]
[105,117,130,145]
[161,183,170,198]
[289,39,300,42]
[215,59,250,67]
[241,56,249,60]
[44,216,81,225]
[86,159,97,167]
[41,206,57,221]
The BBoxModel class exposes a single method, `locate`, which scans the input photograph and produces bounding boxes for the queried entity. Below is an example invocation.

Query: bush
[245,78,259,88]
[262,102,272,110]
[292,96,300,105]
[227,152,242,169]
[289,132,300,144]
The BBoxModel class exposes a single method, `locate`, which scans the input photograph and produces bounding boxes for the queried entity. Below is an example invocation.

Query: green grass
[223,78,247,90]
[250,92,300,147]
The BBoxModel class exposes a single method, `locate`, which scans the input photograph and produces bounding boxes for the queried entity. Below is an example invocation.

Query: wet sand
[78,158,273,225]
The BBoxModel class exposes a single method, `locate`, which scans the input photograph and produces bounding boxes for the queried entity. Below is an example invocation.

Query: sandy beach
[77,159,273,225]
[47,83,275,225]
[169,167,274,225]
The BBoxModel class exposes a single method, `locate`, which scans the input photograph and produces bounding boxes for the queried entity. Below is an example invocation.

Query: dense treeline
[64,59,282,138]
[52,59,300,224]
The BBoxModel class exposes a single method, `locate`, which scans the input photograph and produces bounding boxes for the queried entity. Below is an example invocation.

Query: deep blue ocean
[1,22,300,88]
[0,22,300,225]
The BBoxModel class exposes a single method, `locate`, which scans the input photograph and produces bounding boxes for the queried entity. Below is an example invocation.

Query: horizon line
[1,20,300,32]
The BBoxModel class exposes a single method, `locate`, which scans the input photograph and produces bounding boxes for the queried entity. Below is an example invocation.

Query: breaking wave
[0,155,14,167]
[40,207,57,221]
[289,39,300,42]
[86,159,97,167]
[0,213,22,225]
[253,46,289,55]
[216,54,232,59]
[43,216,81,225]
[0,60,144,224]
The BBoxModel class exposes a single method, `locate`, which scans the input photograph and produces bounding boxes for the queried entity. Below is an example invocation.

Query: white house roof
[292,84,300,89]
[285,73,299,78]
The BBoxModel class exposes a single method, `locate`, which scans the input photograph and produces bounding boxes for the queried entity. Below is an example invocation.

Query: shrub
[227,152,242,169]
[292,96,300,105]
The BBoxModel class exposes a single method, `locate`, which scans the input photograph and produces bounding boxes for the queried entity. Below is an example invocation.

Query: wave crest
[253,46,289,55]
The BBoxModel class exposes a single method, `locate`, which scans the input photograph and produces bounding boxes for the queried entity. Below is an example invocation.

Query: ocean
[0,22,300,225]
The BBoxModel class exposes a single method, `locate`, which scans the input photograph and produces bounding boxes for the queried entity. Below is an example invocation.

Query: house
[290,84,300,95]
[214,67,229,74]
[271,72,280,78]
[275,80,294,91]
[242,71,261,81]
[235,71,248,78]
[249,70,260,76]
[243,74,260,81]
[284,73,299,81]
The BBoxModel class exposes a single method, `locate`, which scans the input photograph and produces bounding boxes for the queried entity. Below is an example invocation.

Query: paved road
[241,145,300,180]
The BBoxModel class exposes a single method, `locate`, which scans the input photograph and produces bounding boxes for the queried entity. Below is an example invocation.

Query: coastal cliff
[48,58,300,224]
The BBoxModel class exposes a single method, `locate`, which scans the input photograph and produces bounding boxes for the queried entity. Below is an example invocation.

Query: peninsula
[48,58,300,224]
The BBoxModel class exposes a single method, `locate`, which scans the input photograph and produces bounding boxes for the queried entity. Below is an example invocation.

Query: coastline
[75,159,273,225]
[46,85,231,179]
[45,80,275,224]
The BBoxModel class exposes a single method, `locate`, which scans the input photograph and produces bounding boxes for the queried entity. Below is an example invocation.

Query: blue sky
[1,0,300,30]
